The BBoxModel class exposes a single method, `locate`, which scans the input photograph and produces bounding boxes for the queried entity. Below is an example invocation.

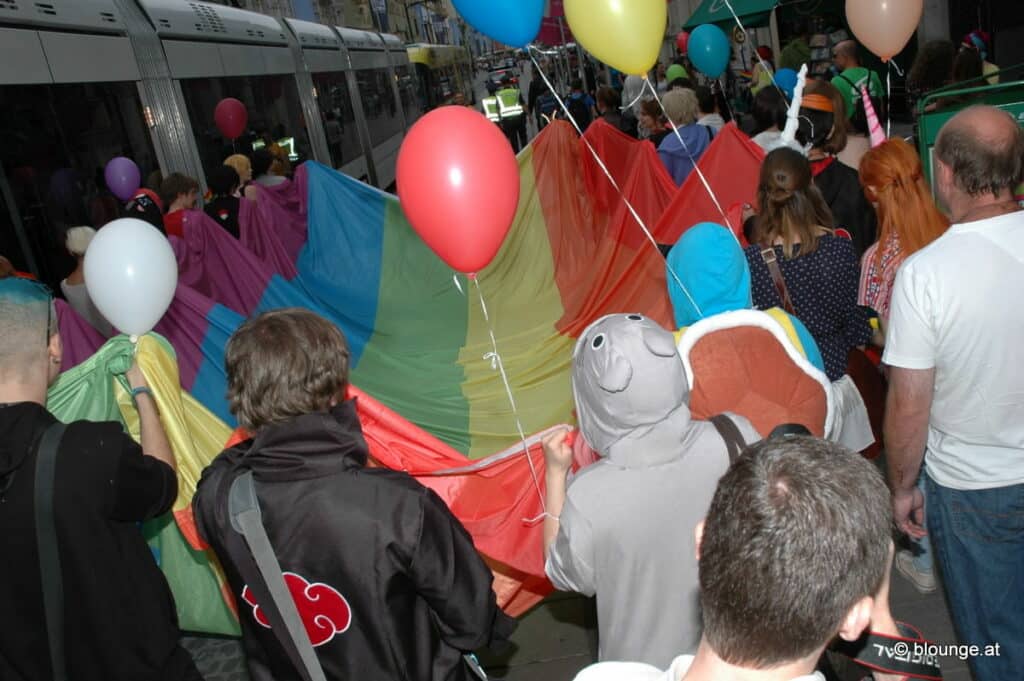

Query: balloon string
[882,60,905,140]
[527,48,703,320]
[715,76,737,124]
[720,0,793,104]
[472,276,546,521]
[886,65,892,140]
[643,77,738,247]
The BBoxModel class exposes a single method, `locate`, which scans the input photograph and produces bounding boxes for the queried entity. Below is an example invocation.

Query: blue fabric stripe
[295,162,386,368]
[192,303,244,425]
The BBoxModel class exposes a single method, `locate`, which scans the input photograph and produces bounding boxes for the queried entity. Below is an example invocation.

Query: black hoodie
[193,400,514,681]
[0,402,193,681]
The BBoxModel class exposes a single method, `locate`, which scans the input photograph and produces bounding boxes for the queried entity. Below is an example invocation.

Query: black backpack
[566,94,593,131]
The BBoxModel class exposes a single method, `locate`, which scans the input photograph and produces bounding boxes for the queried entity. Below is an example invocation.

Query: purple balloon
[104,157,141,202]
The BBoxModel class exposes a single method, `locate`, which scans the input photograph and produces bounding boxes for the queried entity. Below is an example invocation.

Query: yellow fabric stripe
[459,146,574,460]
[116,335,233,514]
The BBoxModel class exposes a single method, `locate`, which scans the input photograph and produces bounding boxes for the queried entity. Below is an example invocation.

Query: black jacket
[0,402,192,681]
[193,401,514,681]
[814,160,878,257]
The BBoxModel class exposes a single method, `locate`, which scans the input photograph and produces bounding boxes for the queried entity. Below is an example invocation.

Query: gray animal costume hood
[571,313,693,465]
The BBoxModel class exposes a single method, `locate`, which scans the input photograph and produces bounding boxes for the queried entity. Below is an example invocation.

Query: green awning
[683,0,779,29]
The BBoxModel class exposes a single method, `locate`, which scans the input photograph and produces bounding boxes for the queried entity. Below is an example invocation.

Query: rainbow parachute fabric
[55,120,766,628]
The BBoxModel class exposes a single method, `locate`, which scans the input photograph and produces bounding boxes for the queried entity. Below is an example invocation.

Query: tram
[0,0,452,283]
[407,43,476,109]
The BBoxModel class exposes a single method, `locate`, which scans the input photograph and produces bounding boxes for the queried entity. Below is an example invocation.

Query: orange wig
[859,138,949,264]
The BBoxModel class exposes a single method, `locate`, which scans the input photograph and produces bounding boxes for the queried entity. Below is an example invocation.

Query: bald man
[830,40,883,118]
[884,106,1024,680]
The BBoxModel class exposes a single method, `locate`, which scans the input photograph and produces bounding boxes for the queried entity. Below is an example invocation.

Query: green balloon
[666,64,689,83]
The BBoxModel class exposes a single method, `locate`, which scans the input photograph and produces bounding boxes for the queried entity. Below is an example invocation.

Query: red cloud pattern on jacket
[241,572,353,647]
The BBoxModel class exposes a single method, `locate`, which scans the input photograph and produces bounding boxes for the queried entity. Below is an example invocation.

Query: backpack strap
[709,415,746,464]
[760,247,797,316]
[837,73,860,91]
[34,422,68,681]
[229,471,327,681]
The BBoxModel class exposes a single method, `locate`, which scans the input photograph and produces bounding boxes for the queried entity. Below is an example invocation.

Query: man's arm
[542,428,573,552]
[884,366,934,537]
[409,489,514,651]
[125,361,176,473]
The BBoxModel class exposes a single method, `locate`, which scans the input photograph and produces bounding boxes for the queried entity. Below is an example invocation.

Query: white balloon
[84,218,178,337]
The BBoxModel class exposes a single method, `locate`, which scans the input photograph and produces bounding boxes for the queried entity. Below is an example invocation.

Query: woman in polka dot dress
[745,148,875,451]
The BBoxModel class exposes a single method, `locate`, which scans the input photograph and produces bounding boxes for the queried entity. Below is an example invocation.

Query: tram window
[414,63,442,110]
[0,184,30,274]
[310,71,360,169]
[178,74,310,178]
[356,69,402,146]
[394,65,422,126]
[0,82,157,288]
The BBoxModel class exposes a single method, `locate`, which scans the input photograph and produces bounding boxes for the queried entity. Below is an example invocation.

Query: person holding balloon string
[0,228,197,679]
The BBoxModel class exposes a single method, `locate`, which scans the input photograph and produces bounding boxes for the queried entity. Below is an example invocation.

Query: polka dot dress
[745,235,873,381]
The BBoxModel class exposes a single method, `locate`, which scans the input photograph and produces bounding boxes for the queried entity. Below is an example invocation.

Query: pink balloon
[846,0,923,61]
[396,107,520,275]
[215,98,248,140]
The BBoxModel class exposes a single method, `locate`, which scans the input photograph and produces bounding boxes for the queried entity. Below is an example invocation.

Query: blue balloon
[774,68,798,99]
[688,24,731,79]
[452,0,545,49]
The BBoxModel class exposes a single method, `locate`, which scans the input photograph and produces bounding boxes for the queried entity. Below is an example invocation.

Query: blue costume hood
[666,222,752,328]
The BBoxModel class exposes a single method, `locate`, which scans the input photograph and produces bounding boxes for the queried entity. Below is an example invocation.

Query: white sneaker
[895,549,937,594]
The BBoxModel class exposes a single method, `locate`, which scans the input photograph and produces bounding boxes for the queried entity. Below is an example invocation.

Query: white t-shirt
[884,210,1024,490]
[752,130,782,151]
[573,654,825,681]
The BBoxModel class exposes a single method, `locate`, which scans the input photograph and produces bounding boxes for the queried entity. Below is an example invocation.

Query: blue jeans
[926,474,1024,680]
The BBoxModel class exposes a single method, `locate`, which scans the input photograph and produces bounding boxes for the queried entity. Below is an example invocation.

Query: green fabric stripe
[352,198,472,454]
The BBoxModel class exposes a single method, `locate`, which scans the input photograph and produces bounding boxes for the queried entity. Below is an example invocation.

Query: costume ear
[641,326,678,358]
[597,354,633,393]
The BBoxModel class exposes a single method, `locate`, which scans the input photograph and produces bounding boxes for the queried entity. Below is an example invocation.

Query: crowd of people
[0,29,1022,681]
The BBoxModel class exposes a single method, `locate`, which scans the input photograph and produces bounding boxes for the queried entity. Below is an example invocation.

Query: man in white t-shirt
[572,437,903,681]
[884,105,1024,681]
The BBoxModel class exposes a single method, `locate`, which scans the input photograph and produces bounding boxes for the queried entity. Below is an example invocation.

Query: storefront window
[179,74,310,178]
[0,82,156,288]
[311,71,361,169]
[356,69,403,146]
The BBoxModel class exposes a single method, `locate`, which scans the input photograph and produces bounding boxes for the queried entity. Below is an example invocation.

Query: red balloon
[214,98,248,140]
[676,31,690,54]
[396,106,520,275]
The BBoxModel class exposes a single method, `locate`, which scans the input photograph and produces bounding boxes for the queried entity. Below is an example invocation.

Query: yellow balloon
[565,0,667,76]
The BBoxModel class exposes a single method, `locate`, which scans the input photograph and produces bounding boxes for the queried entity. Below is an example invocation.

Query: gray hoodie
[546,314,760,668]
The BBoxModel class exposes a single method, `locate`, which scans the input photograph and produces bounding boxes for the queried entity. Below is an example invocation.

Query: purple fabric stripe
[56,299,106,371]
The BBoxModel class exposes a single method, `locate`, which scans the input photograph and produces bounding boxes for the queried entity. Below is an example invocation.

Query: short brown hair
[640,98,664,121]
[225,309,351,432]
[596,86,620,112]
[159,172,199,210]
[755,147,835,258]
[699,437,891,668]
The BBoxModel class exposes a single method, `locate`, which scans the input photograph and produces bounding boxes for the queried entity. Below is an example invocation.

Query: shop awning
[683,0,779,29]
